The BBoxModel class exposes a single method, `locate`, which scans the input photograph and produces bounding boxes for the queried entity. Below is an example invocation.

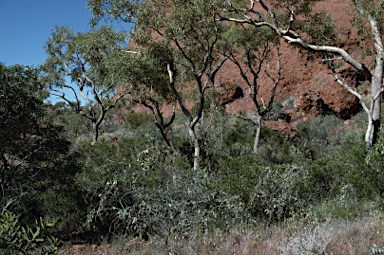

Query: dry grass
[60,212,384,255]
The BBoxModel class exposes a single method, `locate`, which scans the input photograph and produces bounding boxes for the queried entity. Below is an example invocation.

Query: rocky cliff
[217,0,375,132]
[128,0,374,134]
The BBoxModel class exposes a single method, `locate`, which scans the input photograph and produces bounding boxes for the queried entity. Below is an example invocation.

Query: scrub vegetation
[2,0,384,254]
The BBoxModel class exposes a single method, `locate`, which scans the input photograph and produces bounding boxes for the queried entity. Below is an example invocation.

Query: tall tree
[216,0,384,149]
[89,0,231,170]
[106,43,178,151]
[226,25,281,153]
[135,0,231,170]
[42,25,127,144]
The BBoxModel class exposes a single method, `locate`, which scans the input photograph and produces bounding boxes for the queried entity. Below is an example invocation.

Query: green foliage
[349,0,384,40]
[132,0,231,88]
[3,0,384,250]
[0,63,77,218]
[87,0,141,27]
[222,119,253,149]
[73,124,255,238]
[115,168,252,238]
[366,125,384,167]
[0,63,48,155]
[0,63,84,234]
[257,125,296,164]
[74,130,176,233]
[225,24,278,54]
[293,115,384,201]
[306,137,384,202]
[296,115,346,159]
[45,102,90,139]
[198,111,253,166]
[0,212,61,254]
[295,12,337,45]
[123,111,154,130]
[113,42,175,103]
[372,243,384,254]
[42,25,131,143]
[217,154,310,224]
[43,25,127,91]
[219,0,337,46]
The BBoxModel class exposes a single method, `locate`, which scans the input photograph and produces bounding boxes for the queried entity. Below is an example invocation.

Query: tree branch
[216,0,373,80]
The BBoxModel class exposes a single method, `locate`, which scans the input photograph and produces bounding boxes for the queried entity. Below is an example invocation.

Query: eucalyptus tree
[88,0,231,170]
[42,25,128,144]
[109,43,178,152]
[87,0,141,27]
[136,0,232,170]
[215,0,384,150]
[226,25,281,153]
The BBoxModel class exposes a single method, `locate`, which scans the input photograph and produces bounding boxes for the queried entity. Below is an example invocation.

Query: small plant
[371,244,384,254]
[0,212,61,254]
[279,224,330,255]
[282,96,295,110]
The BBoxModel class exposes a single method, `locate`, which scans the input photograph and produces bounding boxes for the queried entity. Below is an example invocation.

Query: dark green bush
[0,212,61,254]
[0,63,82,229]
[303,137,384,204]
[257,125,297,164]
[295,115,346,160]
[45,103,90,140]
[11,84,384,242]
[124,111,154,130]
[74,129,254,238]
[217,154,311,224]
[110,168,253,238]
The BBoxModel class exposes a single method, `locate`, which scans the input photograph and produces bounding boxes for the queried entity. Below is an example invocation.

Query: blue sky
[0,0,132,105]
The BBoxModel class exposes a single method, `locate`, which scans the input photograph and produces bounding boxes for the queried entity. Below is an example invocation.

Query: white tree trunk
[253,116,262,154]
[368,73,382,149]
[365,113,374,149]
[189,127,200,171]
[365,12,383,149]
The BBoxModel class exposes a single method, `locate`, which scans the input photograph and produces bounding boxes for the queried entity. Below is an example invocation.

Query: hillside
[5,1,384,254]
[216,0,373,129]
[125,0,373,135]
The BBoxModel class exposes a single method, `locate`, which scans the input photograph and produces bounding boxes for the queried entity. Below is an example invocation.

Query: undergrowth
[60,208,384,255]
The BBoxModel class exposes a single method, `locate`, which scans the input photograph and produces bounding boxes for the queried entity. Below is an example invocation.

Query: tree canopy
[0,63,74,216]
[42,25,129,144]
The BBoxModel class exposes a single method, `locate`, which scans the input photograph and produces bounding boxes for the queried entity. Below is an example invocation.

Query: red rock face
[125,0,372,135]
[214,0,374,135]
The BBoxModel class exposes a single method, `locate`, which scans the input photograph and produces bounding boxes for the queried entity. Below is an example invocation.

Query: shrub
[124,111,154,130]
[75,131,254,238]
[109,168,253,239]
[279,224,330,255]
[217,154,311,224]
[295,115,345,160]
[0,212,61,254]
[257,125,297,164]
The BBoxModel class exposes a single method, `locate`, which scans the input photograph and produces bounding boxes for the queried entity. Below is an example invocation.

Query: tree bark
[92,121,99,145]
[360,8,384,149]
[366,113,374,150]
[1,153,8,191]
[189,126,200,171]
[156,123,176,152]
[367,63,382,149]
[253,116,262,154]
